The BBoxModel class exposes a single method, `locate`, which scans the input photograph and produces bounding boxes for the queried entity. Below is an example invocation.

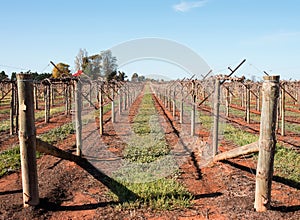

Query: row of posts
[16,73,143,207]
[226,81,297,136]
[15,73,284,212]
[154,75,281,212]
[7,81,73,135]
[153,79,219,147]
[6,77,293,137]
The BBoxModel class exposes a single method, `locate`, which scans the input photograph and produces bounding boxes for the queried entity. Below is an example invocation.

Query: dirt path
[0,86,299,219]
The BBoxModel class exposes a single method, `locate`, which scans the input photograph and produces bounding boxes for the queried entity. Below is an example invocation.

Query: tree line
[1,48,149,82]
[0,70,51,81]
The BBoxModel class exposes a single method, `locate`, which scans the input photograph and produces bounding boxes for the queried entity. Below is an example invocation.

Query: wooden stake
[191,81,196,136]
[34,84,39,110]
[254,75,280,212]
[15,85,19,134]
[180,88,183,124]
[111,87,115,123]
[118,88,122,115]
[169,89,172,112]
[17,73,39,207]
[64,83,67,114]
[50,84,54,107]
[36,139,81,162]
[68,83,72,115]
[281,83,286,136]
[123,86,127,110]
[246,84,251,123]
[64,83,69,115]
[212,79,221,156]
[225,87,230,117]
[172,90,176,118]
[44,84,50,123]
[10,81,15,135]
[74,79,82,156]
[126,85,130,108]
[99,84,104,136]
[256,89,260,112]
[241,87,245,107]
[89,82,92,107]
[214,141,258,162]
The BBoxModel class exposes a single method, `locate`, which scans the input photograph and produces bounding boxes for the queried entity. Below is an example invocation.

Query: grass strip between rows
[111,86,193,210]
[0,123,75,177]
[200,114,300,183]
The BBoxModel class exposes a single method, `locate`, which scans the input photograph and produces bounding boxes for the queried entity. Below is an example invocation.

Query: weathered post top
[17,73,33,81]
[263,75,280,82]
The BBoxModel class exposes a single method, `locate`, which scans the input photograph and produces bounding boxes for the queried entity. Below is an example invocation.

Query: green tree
[138,75,146,82]
[106,70,117,81]
[75,48,88,71]
[34,72,52,81]
[101,50,117,81]
[11,72,17,80]
[116,71,127,81]
[52,63,71,78]
[82,54,102,80]
[131,72,138,82]
[0,71,8,80]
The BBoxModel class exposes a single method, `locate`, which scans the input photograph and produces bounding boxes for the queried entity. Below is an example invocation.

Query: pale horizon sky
[1,0,300,80]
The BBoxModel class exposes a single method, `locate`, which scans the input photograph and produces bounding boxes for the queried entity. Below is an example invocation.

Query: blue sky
[1,0,300,80]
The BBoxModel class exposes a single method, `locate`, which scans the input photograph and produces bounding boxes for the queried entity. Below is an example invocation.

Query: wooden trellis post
[202,88,206,100]
[34,83,39,110]
[89,82,92,107]
[0,83,2,98]
[281,82,286,136]
[99,84,104,136]
[191,80,196,136]
[44,84,50,123]
[172,89,176,118]
[50,84,54,107]
[68,82,72,114]
[127,84,130,108]
[15,85,19,133]
[111,87,115,123]
[133,87,136,101]
[74,79,82,156]
[10,81,15,135]
[256,88,261,112]
[241,86,245,107]
[212,79,221,156]
[64,82,71,116]
[229,85,233,103]
[246,84,251,124]
[225,87,230,117]
[123,85,127,110]
[165,88,168,108]
[169,88,172,112]
[17,73,39,207]
[296,86,300,109]
[118,88,122,115]
[254,75,280,212]
[180,87,184,124]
